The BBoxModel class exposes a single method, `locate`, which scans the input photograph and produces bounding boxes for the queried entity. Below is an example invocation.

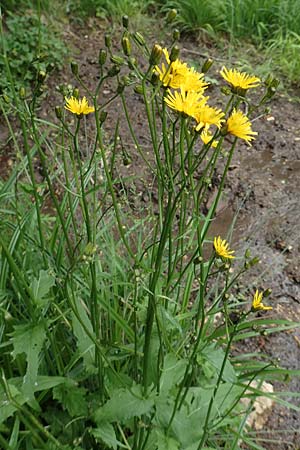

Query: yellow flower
[226,109,257,145]
[195,103,225,131]
[200,129,218,148]
[180,66,209,94]
[65,96,95,115]
[252,290,272,311]
[213,236,235,259]
[164,88,206,118]
[220,67,260,90]
[155,48,189,89]
[155,48,208,93]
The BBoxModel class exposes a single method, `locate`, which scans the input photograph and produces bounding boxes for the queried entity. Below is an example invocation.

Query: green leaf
[30,269,55,307]
[53,384,88,417]
[160,354,187,394]
[91,423,126,450]
[94,384,155,423]
[71,297,95,371]
[10,322,47,399]
[200,344,237,383]
[156,429,180,450]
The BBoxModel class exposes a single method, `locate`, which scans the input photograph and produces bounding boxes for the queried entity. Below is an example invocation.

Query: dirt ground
[1,16,300,450]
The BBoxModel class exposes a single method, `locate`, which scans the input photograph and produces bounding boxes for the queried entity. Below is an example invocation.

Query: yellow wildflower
[155,48,189,89]
[220,67,260,90]
[226,109,257,145]
[200,129,218,148]
[195,103,225,131]
[65,96,95,116]
[155,48,208,93]
[213,236,235,260]
[164,88,206,118]
[251,290,272,311]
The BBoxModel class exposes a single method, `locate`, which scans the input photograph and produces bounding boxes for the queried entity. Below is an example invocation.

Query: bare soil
[1,16,300,450]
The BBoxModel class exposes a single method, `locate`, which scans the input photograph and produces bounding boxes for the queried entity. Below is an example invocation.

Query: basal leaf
[71,297,95,371]
[53,384,88,417]
[201,344,237,383]
[10,322,47,399]
[91,423,126,450]
[94,384,155,424]
[30,269,55,307]
[160,354,188,395]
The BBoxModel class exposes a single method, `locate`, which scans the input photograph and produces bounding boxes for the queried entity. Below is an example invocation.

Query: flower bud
[70,61,79,76]
[105,34,112,48]
[99,49,107,66]
[46,62,55,73]
[169,45,179,62]
[117,82,125,94]
[121,75,131,86]
[150,70,160,86]
[55,106,63,120]
[173,28,180,41]
[263,288,272,298]
[99,110,108,123]
[73,88,79,99]
[244,248,251,259]
[193,256,203,265]
[128,57,137,70]
[133,31,145,46]
[122,36,131,56]
[107,65,121,77]
[221,86,231,95]
[166,9,177,23]
[3,94,10,104]
[134,85,143,95]
[19,87,26,99]
[201,58,213,73]
[122,15,129,29]
[110,55,125,65]
[38,70,47,83]
[149,44,163,66]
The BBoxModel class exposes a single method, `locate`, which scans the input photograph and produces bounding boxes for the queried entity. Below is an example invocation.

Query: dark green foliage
[0,12,67,94]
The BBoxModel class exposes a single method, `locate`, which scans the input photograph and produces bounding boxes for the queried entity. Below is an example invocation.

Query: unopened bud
[70,61,79,76]
[166,8,177,23]
[55,106,62,120]
[193,256,203,265]
[122,15,129,29]
[134,85,143,95]
[169,45,179,62]
[73,88,79,99]
[128,57,137,70]
[105,34,112,48]
[173,28,180,41]
[244,248,251,259]
[19,87,26,99]
[3,94,10,104]
[221,86,231,95]
[117,83,125,94]
[149,44,163,66]
[263,288,272,298]
[201,58,213,73]
[122,36,131,56]
[46,62,55,74]
[133,31,145,46]
[99,49,107,66]
[110,55,125,66]
[38,70,47,83]
[249,256,260,267]
[107,65,121,77]
[150,70,160,86]
[99,111,108,123]
[121,75,131,86]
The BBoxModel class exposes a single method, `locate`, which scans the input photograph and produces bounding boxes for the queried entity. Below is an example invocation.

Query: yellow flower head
[252,290,272,311]
[213,236,235,260]
[220,67,260,91]
[155,48,189,89]
[164,88,206,118]
[226,109,257,145]
[200,129,219,148]
[65,96,95,116]
[180,66,209,94]
[155,48,208,94]
[195,103,225,131]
